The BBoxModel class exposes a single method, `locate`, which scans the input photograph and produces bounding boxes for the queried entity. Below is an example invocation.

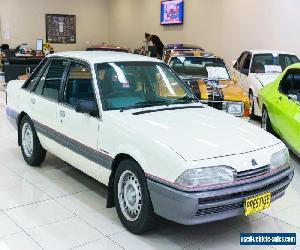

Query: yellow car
[167,51,250,118]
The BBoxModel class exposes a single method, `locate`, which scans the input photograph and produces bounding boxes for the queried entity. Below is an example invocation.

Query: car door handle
[30,98,36,104]
[59,110,65,118]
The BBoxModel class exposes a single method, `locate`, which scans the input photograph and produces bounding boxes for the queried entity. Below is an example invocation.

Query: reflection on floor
[0,93,300,250]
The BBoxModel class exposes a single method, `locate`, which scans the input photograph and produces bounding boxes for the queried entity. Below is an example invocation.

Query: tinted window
[281,72,300,101]
[34,59,68,100]
[251,54,299,73]
[241,54,251,71]
[280,73,293,95]
[64,63,95,107]
[235,52,247,71]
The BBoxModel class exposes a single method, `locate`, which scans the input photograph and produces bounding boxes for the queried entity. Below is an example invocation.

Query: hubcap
[22,123,33,158]
[118,170,142,221]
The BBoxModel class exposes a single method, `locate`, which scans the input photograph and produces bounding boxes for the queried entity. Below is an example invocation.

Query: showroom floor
[0,91,300,250]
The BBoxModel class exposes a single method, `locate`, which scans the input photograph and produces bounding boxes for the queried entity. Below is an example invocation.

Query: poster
[46,14,76,44]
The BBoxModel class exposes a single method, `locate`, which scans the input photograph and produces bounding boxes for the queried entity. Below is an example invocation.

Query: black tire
[249,91,256,119]
[20,115,46,166]
[261,108,274,134]
[114,159,157,234]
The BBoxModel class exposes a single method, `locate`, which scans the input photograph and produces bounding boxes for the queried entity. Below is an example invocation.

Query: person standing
[145,33,164,59]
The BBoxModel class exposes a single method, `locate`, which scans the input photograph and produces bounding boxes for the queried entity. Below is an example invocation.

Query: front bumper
[147,167,294,225]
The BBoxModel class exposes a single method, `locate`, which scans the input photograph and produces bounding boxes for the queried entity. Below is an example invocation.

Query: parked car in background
[86,43,130,53]
[259,63,300,157]
[5,51,294,234]
[231,50,299,118]
[168,51,250,118]
[163,44,206,63]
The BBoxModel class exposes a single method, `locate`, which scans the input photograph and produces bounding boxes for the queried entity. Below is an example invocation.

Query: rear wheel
[114,159,156,234]
[261,108,274,134]
[20,115,46,166]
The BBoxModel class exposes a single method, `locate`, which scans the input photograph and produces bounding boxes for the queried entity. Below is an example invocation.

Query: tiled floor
[0,92,300,250]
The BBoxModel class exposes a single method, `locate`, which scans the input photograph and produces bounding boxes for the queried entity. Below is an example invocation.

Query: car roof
[247,50,297,56]
[47,51,161,64]
[165,44,205,51]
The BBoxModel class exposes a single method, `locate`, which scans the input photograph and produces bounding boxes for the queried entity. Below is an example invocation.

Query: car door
[57,61,107,181]
[274,70,300,151]
[29,58,69,152]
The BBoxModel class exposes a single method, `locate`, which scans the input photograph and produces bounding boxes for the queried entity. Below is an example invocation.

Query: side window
[292,73,300,101]
[64,62,96,108]
[22,58,48,91]
[234,53,245,71]
[280,73,293,96]
[242,54,251,71]
[34,59,68,101]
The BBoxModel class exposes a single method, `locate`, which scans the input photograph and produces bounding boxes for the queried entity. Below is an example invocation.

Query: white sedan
[5,51,294,234]
[231,50,299,117]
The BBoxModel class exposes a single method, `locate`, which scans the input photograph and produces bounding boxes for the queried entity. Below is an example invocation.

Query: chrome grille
[237,165,270,181]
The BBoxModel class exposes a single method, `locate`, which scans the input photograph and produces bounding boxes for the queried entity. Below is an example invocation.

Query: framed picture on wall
[45,14,76,43]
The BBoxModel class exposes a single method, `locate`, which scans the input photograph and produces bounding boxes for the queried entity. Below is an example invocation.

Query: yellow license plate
[244,192,271,216]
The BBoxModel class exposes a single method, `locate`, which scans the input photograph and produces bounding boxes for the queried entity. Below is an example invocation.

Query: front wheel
[20,115,46,166]
[114,159,157,234]
[261,108,274,134]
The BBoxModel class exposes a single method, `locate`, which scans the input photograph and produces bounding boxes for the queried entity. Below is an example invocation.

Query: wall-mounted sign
[46,14,76,44]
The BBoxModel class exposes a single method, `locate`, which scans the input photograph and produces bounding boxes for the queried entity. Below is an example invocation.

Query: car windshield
[169,57,230,80]
[96,62,196,110]
[251,53,299,74]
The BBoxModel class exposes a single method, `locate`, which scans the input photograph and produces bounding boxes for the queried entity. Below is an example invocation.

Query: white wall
[0,0,109,51]
[1,0,300,62]
[108,0,300,62]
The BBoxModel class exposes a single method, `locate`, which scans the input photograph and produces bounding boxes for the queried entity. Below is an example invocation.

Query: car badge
[251,159,258,166]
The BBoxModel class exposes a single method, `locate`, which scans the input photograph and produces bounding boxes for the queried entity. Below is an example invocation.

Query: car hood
[253,73,279,86]
[112,104,280,161]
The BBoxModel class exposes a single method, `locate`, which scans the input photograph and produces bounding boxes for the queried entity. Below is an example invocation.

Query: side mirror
[241,68,249,76]
[288,94,298,102]
[75,100,98,114]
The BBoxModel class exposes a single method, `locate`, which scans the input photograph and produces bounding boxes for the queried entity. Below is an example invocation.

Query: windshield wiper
[120,100,170,112]
[173,95,199,104]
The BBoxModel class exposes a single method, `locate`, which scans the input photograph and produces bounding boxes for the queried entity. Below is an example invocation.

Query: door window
[64,62,96,107]
[280,71,300,100]
[241,54,251,74]
[34,59,68,101]
[22,59,49,91]
[280,73,293,95]
[234,53,245,71]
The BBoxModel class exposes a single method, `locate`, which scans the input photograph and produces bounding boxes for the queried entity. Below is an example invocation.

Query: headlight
[270,148,290,171]
[223,102,243,116]
[175,166,236,188]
